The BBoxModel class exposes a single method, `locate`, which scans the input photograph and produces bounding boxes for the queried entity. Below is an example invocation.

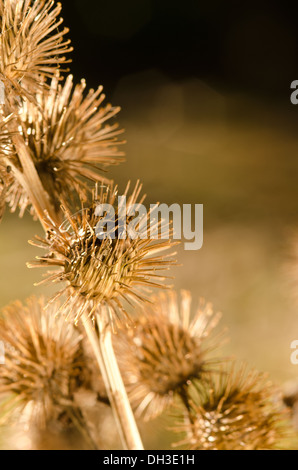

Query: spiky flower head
[0,296,91,427]
[115,290,225,421]
[174,364,288,450]
[28,182,176,327]
[0,0,72,104]
[4,73,125,217]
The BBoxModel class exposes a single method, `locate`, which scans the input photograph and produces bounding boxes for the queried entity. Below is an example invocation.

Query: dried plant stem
[10,133,55,229]
[82,312,144,450]
[7,128,143,449]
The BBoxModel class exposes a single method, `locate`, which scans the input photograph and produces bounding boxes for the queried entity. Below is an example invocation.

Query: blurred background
[2,0,298,448]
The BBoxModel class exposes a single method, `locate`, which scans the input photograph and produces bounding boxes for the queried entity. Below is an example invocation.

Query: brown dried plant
[28,182,177,328]
[0,0,293,452]
[0,297,92,428]
[4,74,125,217]
[0,0,72,104]
[115,290,225,421]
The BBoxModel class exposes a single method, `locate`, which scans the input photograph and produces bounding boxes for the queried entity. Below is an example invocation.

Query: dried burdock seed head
[0,0,72,104]
[174,363,288,450]
[28,182,177,327]
[115,290,225,421]
[0,296,91,428]
[5,73,125,217]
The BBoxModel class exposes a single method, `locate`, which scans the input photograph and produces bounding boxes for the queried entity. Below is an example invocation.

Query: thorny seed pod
[115,290,225,421]
[28,182,177,328]
[3,75,123,216]
[0,0,72,105]
[0,296,96,428]
[174,364,289,450]
[3,73,125,217]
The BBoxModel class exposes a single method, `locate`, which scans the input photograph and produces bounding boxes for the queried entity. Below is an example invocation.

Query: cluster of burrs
[0,0,292,450]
